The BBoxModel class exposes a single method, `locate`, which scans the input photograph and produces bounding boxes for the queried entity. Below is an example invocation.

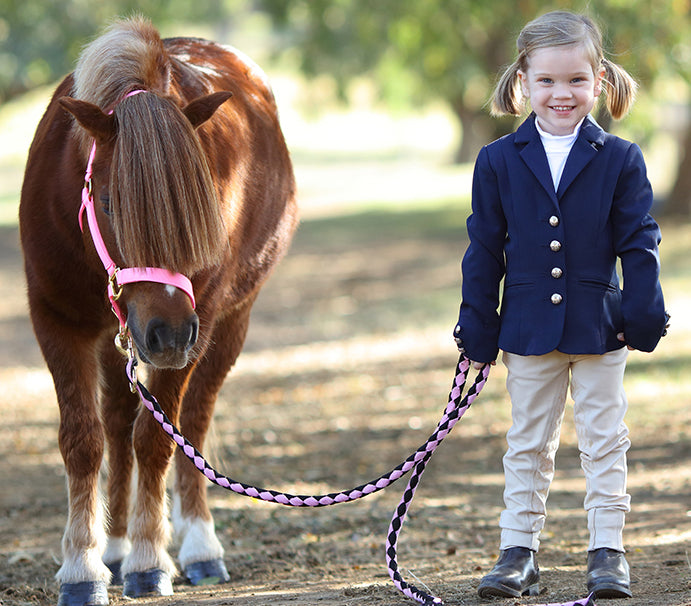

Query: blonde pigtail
[491,61,525,117]
[601,58,638,120]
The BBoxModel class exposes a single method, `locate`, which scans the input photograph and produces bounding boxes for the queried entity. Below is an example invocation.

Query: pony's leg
[173,301,254,585]
[30,317,110,606]
[121,367,190,598]
[99,344,140,584]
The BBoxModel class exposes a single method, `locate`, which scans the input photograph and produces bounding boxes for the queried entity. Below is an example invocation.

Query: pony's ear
[59,97,115,141]
[183,91,233,129]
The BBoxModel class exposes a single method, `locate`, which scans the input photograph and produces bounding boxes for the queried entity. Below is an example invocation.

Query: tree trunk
[450,99,515,164]
[664,121,691,218]
[595,104,613,132]
[453,104,487,164]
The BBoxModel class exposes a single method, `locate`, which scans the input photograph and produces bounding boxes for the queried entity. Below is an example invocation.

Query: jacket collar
[515,113,606,201]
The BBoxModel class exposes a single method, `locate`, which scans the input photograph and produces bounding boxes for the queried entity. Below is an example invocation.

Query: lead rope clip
[114,327,138,392]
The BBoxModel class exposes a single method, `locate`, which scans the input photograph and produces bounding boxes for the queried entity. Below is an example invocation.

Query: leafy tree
[260,0,524,161]
[259,0,691,202]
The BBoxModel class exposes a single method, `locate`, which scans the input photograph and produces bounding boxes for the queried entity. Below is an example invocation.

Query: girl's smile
[518,44,605,135]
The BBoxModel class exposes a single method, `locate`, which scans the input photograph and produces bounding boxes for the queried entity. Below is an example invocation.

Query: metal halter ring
[108,269,124,301]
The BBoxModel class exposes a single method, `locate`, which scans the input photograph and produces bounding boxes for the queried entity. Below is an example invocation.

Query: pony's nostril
[146,319,172,355]
[144,316,198,356]
[186,315,199,351]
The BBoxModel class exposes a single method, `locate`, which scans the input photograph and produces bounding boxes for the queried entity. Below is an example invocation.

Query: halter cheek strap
[79,90,196,328]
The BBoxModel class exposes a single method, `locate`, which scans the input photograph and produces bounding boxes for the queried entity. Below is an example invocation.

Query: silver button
[551,267,563,278]
[551,293,563,305]
[550,240,562,252]
[549,215,560,227]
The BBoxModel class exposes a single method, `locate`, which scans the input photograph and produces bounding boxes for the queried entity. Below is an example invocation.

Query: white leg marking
[172,493,224,569]
[103,536,131,565]
[57,489,110,584]
[122,485,176,577]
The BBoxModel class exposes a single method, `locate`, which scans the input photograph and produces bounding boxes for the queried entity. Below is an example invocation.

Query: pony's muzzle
[145,314,199,358]
[126,302,199,369]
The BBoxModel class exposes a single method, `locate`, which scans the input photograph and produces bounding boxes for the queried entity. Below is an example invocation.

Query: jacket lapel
[515,115,558,203]
[556,115,606,198]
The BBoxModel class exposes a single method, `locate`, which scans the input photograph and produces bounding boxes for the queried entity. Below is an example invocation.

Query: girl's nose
[553,83,572,98]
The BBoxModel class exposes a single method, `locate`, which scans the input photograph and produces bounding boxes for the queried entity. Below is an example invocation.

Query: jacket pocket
[504,279,533,289]
[578,277,619,293]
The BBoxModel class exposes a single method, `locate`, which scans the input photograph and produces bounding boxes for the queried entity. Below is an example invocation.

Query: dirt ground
[0,203,690,606]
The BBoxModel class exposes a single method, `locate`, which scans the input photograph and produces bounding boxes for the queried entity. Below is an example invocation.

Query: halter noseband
[79,90,196,330]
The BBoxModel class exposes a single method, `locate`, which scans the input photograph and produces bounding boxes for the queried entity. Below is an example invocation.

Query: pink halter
[79,90,196,328]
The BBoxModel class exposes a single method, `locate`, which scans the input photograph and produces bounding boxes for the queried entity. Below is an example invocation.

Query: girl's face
[518,44,605,135]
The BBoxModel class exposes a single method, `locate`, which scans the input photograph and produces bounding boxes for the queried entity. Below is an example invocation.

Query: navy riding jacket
[454,114,667,364]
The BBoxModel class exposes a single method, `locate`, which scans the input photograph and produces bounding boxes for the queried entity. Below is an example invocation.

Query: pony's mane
[74,17,227,274]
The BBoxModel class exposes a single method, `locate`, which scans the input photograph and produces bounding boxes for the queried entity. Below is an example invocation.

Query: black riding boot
[587,548,632,598]
[477,546,540,598]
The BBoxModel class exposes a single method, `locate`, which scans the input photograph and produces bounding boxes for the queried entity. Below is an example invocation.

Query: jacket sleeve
[454,146,507,363]
[612,143,667,352]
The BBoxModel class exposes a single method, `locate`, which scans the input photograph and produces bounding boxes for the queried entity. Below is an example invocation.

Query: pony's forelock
[110,93,227,274]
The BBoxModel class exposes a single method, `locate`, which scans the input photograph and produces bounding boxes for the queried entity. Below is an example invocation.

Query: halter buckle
[109,269,124,301]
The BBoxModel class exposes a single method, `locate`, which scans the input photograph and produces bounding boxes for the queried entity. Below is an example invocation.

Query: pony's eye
[100,193,111,216]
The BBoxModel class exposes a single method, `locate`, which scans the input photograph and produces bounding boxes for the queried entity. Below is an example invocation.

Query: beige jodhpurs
[499,348,630,552]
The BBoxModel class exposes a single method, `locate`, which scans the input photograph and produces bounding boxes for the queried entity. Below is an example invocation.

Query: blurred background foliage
[1,0,691,216]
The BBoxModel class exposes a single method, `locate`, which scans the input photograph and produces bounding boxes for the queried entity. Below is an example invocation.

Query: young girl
[453,11,668,600]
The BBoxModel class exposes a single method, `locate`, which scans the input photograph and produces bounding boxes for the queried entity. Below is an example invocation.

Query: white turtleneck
[535,117,585,190]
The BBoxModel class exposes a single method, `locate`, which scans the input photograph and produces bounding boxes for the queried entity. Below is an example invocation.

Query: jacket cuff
[453,323,499,363]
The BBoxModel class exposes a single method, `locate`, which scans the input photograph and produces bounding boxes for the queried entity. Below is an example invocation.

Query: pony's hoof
[105,560,122,585]
[123,569,173,598]
[58,580,108,606]
[184,558,230,585]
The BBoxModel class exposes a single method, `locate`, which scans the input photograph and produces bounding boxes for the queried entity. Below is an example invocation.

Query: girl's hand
[617,332,635,351]
[454,337,496,369]
[470,359,496,370]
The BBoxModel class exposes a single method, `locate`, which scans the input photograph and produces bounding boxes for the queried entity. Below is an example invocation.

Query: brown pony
[19,17,297,606]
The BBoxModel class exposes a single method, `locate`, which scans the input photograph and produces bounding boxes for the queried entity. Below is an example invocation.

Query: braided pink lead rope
[125,353,488,508]
[124,350,488,603]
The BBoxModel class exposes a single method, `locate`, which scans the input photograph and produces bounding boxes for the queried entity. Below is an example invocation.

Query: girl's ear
[594,66,606,97]
[517,70,529,97]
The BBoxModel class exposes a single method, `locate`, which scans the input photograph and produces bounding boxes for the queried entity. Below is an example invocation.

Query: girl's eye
[100,193,111,216]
